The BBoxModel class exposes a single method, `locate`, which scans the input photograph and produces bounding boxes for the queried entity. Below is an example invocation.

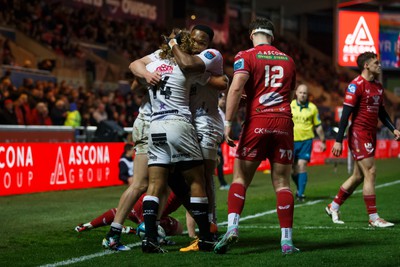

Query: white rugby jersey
[136,92,151,121]
[146,57,209,122]
[190,49,224,118]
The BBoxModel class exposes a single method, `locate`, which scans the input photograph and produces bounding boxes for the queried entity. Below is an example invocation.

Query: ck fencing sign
[338,11,379,67]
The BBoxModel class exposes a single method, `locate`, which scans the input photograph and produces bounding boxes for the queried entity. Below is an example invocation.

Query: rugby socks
[142,195,160,240]
[90,208,117,227]
[189,197,211,240]
[281,228,293,242]
[363,194,379,221]
[331,186,352,210]
[106,222,123,238]
[227,183,246,214]
[276,189,294,228]
[297,172,308,197]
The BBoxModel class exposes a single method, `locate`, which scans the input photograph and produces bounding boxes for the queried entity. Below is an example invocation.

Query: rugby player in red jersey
[214,17,299,255]
[326,52,400,227]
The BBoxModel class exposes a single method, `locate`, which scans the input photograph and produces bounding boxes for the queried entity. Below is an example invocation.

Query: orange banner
[338,11,379,67]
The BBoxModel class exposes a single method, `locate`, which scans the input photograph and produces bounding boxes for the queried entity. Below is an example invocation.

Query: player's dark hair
[249,17,275,36]
[193,24,214,42]
[356,52,377,72]
[123,143,134,153]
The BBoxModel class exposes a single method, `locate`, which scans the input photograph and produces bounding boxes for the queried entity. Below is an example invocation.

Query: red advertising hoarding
[338,11,379,67]
[0,143,125,196]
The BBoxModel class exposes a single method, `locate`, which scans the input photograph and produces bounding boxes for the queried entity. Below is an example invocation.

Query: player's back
[146,59,192,122]
[234,44,296,119]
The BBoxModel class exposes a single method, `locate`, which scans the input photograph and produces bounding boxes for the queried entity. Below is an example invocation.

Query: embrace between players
[75,17,400,255]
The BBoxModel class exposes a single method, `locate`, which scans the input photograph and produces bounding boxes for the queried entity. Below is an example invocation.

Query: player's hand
[144,71,161,86]
[331,142,342,157]
[224,125,236,147]
[393,129,400,141]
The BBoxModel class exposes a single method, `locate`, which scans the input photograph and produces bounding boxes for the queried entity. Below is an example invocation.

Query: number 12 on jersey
[265,65,283,88]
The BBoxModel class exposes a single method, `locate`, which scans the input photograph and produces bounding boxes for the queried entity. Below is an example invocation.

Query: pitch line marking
[39,180,400,267]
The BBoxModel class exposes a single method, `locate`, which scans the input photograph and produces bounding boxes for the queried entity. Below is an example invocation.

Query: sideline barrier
[1,140,398,196]
[0,143,125,196]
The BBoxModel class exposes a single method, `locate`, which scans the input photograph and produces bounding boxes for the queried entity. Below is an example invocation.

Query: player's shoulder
[199,48,222,60]
[345,75,363,92]
[308,101,318,110]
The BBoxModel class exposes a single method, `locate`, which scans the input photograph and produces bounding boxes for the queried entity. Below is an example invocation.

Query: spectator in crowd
[50,99,67,125]
[31,101,52,125]
[91,102,108,125]
[326,52,400,228]
[64,102,81,128]
[118,143,134,185]
[0,98,18,124]
[290,84,326,202]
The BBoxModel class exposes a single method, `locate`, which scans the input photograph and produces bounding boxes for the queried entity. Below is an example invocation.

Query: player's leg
[358,157,394,227]
[296,159,308,201]
[326,161,363,224]
[295,139,312,201]
[214,158,259,254]
[270,161,299,254]
[180,162,215,251]
[142,165,170,253]
[75,208,117,232]
[102,153,148,251]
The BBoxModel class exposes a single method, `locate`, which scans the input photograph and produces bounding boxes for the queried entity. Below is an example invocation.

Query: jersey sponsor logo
[259,92,283,106]
[345,95,353,100]
[151,133,167,146]
[234,58,244,71]
[172,152,191,159]
[256,54,288,60]
[364,142,374,154]
[155,64,174,75]
[372,95,380,105]
[347,84,357,94]
[204,51,216,59]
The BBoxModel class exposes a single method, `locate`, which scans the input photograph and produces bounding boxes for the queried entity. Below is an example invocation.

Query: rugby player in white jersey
[131,30,226,253]
[102,79,154,251]
[167,25,228,252]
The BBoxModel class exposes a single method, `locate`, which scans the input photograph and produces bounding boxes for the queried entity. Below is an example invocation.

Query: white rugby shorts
[132,117,149,155]
[148,119,203,165]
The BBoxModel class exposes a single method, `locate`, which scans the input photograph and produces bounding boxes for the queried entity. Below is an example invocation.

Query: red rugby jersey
[233,44,296,119]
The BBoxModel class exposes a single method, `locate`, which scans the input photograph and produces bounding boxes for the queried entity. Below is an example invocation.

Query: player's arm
[170,43,206,73]
[207,75,229,91]
[332,105,353,157]
[378,106,400,141]
[224,73,249,147]
[129,56,161,86]
[315,124,326,151]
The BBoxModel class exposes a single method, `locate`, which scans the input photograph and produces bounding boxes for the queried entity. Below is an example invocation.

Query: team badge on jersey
[234,58,244,71]
[347,84,356,94]
[204,51,216,60]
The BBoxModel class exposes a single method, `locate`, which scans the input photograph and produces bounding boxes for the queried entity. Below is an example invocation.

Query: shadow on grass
[220,235,374,255]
